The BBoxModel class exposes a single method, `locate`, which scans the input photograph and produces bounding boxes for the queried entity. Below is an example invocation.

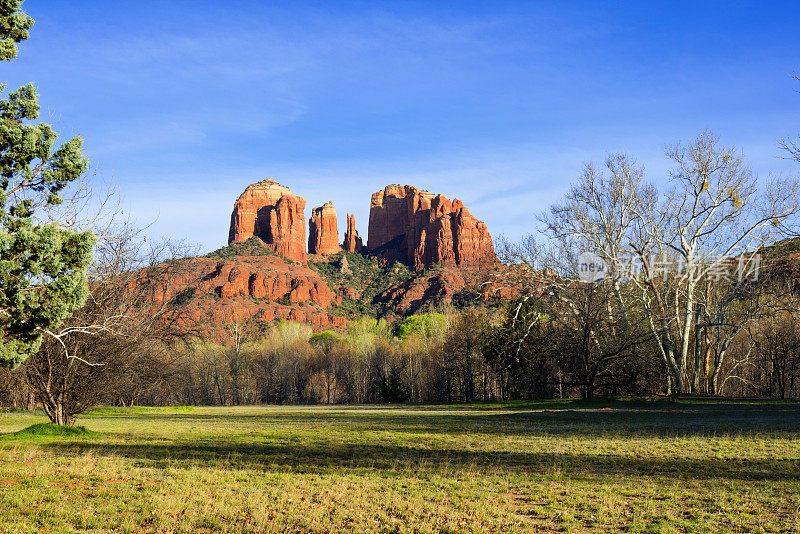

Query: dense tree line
[5,293,800,419]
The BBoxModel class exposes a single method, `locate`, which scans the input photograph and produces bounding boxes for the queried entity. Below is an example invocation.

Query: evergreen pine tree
[0,0,95,367]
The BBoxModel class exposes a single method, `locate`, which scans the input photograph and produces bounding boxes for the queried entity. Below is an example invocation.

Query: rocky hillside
[754,236,800,284]
[150,180,504,334]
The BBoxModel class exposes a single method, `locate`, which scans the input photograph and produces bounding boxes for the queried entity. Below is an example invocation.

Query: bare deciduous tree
[501,130,800,395]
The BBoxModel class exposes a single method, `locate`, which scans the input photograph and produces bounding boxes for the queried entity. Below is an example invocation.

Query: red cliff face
[308,201,340,256]
[228,179,307,263]
[133,254,346,334]
[342,213,363,253]
[367,184,497,270]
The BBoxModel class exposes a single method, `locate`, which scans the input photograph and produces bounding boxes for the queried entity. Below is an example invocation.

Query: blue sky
[4,0,800,252]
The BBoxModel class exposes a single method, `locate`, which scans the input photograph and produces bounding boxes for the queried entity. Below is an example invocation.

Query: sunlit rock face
[367,184,497,270]
[228,179,307,263]
[308,201,340,256]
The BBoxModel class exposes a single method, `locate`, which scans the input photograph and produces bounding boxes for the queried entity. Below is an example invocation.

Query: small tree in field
[21,229,200,424]
[0,0,94,369]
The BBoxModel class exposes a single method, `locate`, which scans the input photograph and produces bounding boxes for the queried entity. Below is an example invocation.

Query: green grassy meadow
[1,400,799,533]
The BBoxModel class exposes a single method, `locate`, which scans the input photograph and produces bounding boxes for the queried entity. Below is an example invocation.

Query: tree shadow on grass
[75,402,800,439]
[22,402,798,484]
[479,403,800,436]
[39,437,800,484]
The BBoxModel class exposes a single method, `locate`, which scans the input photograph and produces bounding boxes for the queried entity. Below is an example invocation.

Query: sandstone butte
[141,179,506,336]
[367,184,498,271]
[308,201,341,256]
[342,213,363,253]
[228,179,307,263]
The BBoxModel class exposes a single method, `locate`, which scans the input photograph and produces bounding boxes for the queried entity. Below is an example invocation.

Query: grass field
[0,400,799,533]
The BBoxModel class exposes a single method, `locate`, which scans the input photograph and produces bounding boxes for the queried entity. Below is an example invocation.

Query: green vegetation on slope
[205,237,277,260]
[759,236,800,261]
[309,251,415,318]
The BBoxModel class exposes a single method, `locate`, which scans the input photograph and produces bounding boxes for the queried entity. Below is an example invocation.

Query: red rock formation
[129,181,513,337]
[308,201,340,256]
[228,179,307,263]
[132,253,346,335]
[212,261,338,306]
[342,213,363,253]
[367,184,497,270]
